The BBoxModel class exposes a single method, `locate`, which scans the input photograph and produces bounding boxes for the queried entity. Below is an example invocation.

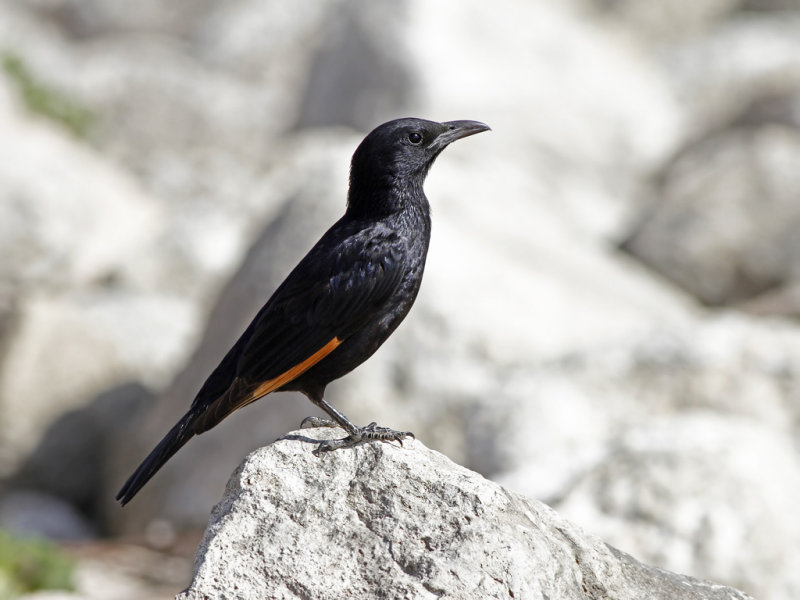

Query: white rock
[177,430,753,600]
[552,413,800,600]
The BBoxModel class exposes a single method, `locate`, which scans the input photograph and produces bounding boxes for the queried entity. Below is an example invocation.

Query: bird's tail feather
[116,411,197,506]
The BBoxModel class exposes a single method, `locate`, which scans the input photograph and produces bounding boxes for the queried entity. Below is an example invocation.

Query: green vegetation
[2,50,95,139]
[0,531,75,599]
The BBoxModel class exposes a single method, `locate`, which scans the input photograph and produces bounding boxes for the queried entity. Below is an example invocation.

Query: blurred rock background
[0,0,799,598]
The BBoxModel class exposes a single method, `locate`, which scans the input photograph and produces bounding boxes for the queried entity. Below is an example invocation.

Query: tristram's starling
[117,118,490,505]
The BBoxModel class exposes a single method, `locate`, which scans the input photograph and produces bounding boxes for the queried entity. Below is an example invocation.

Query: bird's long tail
[116,411,197,506]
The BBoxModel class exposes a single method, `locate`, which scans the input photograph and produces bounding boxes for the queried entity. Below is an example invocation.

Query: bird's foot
[311,422,414,456]
[361,421,415,443]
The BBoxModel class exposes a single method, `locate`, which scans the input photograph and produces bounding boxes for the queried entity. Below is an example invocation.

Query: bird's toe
[301,416,339,429]
[360,423,414,445]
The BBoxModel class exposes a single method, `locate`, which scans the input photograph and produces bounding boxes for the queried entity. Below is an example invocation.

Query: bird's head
[347,117,490,216]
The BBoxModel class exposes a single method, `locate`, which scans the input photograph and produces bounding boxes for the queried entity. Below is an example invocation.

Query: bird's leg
[302,392,413,455]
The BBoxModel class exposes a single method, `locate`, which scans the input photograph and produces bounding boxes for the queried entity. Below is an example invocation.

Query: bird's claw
[361,422,414,445]
[311,422,414,456]
[300,416,339,429]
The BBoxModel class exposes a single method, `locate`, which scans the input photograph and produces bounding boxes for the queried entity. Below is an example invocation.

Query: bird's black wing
[117,223,406,505]
[189,223,407,431]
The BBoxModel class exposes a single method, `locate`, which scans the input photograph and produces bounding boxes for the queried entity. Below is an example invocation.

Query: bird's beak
[431,120,491,151]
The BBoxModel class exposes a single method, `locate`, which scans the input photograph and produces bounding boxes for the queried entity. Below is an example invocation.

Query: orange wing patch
[191,336,344,435]
[247,336,342,402]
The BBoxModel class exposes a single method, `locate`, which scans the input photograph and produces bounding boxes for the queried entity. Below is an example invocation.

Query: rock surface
[176,429,753,600]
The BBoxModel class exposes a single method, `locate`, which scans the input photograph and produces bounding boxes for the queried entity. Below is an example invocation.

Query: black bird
[116,117,490,505]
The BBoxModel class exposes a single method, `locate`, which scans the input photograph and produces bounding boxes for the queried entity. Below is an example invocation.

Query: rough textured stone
[551,413,800,600]
[177,430,753,600]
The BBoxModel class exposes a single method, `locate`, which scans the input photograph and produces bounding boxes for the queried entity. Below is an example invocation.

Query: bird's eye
[408,131,423,145]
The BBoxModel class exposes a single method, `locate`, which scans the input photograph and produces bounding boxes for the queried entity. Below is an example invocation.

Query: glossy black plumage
[116,117,490,505]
